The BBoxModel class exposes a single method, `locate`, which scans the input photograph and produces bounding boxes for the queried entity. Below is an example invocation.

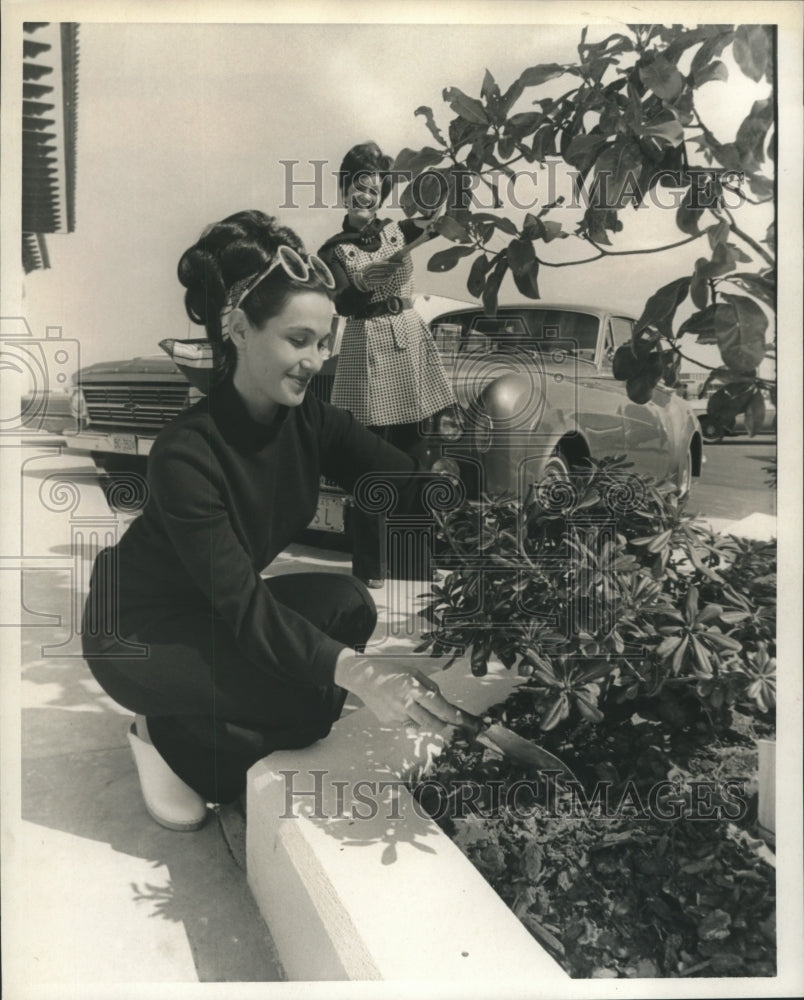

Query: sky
[6,10,778,373]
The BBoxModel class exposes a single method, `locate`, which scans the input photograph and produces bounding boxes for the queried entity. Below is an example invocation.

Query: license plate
[309,493,345,533]
[110,434,137,454]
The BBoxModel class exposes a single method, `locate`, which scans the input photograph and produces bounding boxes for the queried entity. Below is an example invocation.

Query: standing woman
[81,210,461,830]
[318,142,455,587]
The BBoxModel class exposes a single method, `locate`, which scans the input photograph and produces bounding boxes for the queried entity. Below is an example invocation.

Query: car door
[612,316,676,481]
[575,315,627,465]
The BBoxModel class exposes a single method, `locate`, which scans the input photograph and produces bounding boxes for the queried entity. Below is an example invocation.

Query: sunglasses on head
[235,245,336,309]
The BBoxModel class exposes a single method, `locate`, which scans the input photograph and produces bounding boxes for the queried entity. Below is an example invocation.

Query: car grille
[84,382,190,429]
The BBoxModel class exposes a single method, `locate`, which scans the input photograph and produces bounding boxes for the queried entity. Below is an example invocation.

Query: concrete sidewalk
[16,562,285,985]
[11,511,776,989]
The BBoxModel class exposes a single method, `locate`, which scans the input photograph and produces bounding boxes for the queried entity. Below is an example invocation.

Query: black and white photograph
[1,1,801,997]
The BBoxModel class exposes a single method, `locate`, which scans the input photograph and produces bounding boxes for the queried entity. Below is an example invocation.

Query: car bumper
[62,429,155,457]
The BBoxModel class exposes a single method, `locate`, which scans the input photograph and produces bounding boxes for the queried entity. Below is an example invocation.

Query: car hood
[74,355,181,382]
[445,351,574,408]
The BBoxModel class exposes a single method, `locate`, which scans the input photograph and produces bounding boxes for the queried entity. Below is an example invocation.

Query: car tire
[525,451,574,511]
[699,417,724,443]
[540,453,571,482]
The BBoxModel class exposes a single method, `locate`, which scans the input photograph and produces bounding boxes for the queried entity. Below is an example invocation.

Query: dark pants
[350,421,433,583]
[83,573,377,804]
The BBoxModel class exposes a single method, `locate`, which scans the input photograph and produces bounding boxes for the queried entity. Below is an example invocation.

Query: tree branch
[584,232,705,256]
[536,231,705,268]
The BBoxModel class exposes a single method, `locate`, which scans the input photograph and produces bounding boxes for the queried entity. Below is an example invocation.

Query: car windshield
[432,310,601,362]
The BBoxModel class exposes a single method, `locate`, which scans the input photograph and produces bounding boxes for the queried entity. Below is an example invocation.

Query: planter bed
[246,658,570,984]
[410,692,776,979]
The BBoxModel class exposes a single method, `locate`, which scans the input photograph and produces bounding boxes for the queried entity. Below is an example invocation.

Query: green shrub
[419,457,776,732]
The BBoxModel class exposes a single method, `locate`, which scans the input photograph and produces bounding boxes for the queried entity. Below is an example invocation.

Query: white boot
[127,719,208,832]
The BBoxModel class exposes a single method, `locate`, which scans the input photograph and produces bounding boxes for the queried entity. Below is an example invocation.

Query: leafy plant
[414,708,776,978]
[395,23,775,421]
[419,458,776,730]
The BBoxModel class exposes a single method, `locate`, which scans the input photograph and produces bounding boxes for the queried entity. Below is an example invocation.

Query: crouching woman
[81,210,461,830]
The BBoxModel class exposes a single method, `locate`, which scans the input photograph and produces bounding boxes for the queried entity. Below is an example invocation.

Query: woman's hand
[353,261,402,292]
[334,649,465,731]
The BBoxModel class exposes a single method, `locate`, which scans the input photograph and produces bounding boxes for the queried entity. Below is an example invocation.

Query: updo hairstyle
[338,141,395,204]
[177,210,327,381]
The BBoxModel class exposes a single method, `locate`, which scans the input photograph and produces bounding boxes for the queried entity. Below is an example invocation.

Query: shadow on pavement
[20,568,283,982]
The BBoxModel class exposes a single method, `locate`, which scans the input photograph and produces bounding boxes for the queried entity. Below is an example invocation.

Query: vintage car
[429,303,702,504]
[45,299,701,547]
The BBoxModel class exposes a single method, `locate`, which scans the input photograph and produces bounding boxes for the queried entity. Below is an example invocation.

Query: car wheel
[526,452,575,512]
[699,417,724,443]
[540,453,571,483]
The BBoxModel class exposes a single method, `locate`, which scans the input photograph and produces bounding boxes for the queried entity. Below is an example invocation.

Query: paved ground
[691,434,777,521]
[4,442,779,992]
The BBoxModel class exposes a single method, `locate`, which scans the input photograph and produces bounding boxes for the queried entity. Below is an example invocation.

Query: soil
[413,697,776,978]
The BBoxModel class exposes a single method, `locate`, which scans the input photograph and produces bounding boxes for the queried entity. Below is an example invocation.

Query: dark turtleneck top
[91,377,420,689]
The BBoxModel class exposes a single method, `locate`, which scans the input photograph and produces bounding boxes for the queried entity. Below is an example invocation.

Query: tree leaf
[426,244,476,273]
[443,86,490,125]
[504,112,545,137]
[436,215,472,243]
[482,254,508,316]
[689,261,710,310]
[470,212,518,236]
[393,145,445,177]
[736,98,773,167]
[518,63,565,87]
[541,221,567,242]
[467,254,491,298]
[593,139,644,208]
[642,117,685,148]
[414,106,447,147]
[733,26,772,83]
[633,276,691,335]
[716,293,768,370]
[507,237,540,298]
[748,173,774,202]
[677,305,717,339]
[639,55,684,100]
[692,59,729,88]
[690,28,735,77]
[500,78,525,118]
[531,124,557,162]
[481,68,501,108]
[564,133,609,172]
[706,219,731,250]
[676,201,703,236]
[448,116,488,152]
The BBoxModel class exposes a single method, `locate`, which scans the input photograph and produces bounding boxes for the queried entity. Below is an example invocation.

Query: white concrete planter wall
[246,659,570,984]
[757,738,776,836]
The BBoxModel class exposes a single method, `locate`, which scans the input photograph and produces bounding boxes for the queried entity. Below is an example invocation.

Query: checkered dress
[328,221,455,426]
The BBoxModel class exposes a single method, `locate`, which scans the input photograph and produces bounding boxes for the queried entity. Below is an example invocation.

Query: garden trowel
[452,707,580,785]
[417,673,579,784]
